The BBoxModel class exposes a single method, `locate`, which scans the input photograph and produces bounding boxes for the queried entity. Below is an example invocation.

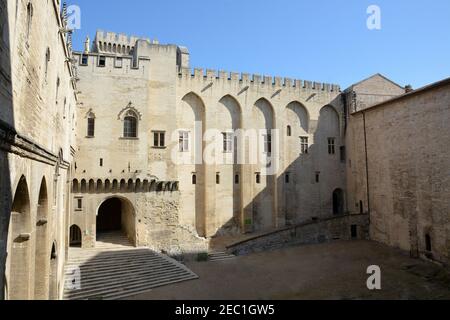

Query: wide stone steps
[64,233,198,300]
[208,251,236,262]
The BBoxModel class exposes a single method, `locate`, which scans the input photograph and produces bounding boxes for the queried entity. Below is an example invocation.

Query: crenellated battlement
[178,67,340,92]
[94,30,159,55]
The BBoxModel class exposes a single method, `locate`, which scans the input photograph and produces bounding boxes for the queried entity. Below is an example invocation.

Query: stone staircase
[63,232,198,300]
[208,251,236,262]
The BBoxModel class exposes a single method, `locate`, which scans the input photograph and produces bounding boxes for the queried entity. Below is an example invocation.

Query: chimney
[405,85,413,93]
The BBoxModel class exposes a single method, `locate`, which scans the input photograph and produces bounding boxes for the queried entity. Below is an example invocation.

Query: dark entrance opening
[97,198,122,232]
[69,225,82,247]
[351,225,358,239]
[425,234,432,252]
[333,189,344,215]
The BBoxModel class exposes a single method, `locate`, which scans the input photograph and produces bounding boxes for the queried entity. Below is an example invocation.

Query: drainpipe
[362,112,371,222]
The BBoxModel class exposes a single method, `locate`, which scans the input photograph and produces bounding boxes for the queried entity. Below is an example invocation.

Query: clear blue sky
[71,0,450,89]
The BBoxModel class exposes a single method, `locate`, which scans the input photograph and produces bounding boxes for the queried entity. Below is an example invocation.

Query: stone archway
[6,176,31,300]
[96,197,135,246]
[34,178,49,299]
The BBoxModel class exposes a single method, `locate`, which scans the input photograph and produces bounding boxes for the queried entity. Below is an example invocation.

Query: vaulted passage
[96,197,135,246]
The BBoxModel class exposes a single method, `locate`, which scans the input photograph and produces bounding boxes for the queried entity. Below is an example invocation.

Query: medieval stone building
[0,1,448,300]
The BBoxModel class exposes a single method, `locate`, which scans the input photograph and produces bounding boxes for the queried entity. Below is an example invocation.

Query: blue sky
[71,0,450,89]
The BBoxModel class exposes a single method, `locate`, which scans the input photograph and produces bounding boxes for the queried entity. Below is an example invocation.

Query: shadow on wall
[0,1,13,300]
[211,98,346,238]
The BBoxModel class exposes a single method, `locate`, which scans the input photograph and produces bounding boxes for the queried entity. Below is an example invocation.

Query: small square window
[81,54,88,66]
[98,56,106,67]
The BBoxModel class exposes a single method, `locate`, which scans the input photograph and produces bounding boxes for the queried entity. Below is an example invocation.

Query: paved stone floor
[124,240,450,300]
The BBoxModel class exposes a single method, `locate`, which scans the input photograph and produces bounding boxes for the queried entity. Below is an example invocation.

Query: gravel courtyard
[124,240,450,300]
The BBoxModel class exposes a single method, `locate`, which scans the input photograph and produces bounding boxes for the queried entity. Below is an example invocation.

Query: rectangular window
[235,174,240,185]
[98,56,106,67]
[153,131,166,148]
[263,133,272,154]
[256,173,261,184]
[285,173,290,184]
[315,172,320,183]
[115,57,123,68]
[300,137,309,154]
[81,54,88,66]
[76,198,82,210]
[216,173,220,185]
[222,132,233,153]
[328,138,336,155]
[179,131,189,152]
[87,118,95,137]
[100,158,103,167]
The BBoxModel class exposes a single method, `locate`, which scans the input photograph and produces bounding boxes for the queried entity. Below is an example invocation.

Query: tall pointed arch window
[86,112,95,137]
[123,110,138,138]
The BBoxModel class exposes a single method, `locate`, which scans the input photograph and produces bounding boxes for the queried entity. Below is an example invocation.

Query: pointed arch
[7,175,31,300]
[286,101,310,134]
[34,177,49,299]
[316,105,340,140]
[254,98,275,130]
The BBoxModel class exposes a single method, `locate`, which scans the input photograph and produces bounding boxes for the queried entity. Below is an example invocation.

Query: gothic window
[222,132,233,153]
[123,111,138,138]
[87,113,95,137]
[179,131,189,152]
[328,137,336,155]
[26,2,33,43]
[300,137,309,154]
[263,132,272,154]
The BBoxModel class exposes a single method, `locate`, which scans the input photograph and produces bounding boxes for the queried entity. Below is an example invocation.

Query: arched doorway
[333,189,344,215]
[6,176,31,300]
[69,225,82,247]
[96,197,135,246]
[34,178,49,299]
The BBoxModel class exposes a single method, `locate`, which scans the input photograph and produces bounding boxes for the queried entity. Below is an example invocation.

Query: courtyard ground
[124,240,450,300]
